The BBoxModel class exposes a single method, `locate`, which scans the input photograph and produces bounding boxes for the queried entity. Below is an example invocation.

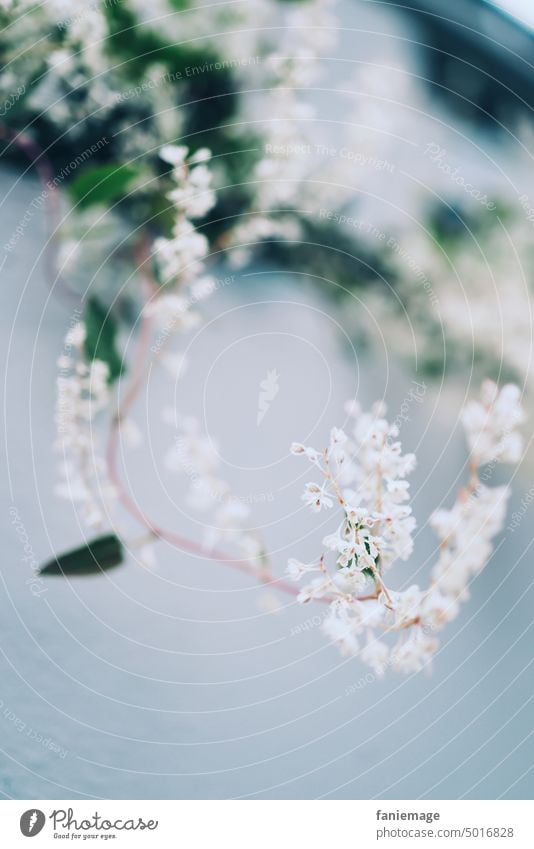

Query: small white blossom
[290,442,322,464]
[361,633,390,676]
[302,482,334,512]
[159,144,188,166]
[392,630,438,674]
[420,587,459,631]
[297,576,331,604]
[54,335,114,530]
[333,566,369,594]
[322,614,359,656]
[461,381,525,466]
[329,426,348,461]
[286,558,320,581]
[388,585,422,627]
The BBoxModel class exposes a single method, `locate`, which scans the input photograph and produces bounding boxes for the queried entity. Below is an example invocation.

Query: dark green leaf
[84,296,123,383]
[40,534,123,576]
[68,163,142,209]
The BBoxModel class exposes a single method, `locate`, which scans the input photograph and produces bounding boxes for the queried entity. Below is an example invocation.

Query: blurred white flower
[54,328,114,530]
[461,381,525,465]
[361,633,390,676]
[119,418,143,448]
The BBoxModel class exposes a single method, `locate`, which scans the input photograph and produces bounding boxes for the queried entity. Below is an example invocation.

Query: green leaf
[68,163,142,209]
[40,534,123,576]
[84,296,123,383]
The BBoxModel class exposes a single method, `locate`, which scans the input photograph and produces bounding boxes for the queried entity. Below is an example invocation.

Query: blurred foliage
[68,162,145,209]
[260,215,392,297]
[84,297,123,383]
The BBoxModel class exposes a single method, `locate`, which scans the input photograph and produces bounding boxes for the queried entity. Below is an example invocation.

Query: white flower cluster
[153,145,215,284]
[147,145,262,563]
[288,382,524,674]
[163,412,265,567]
[461,380,525,466]
[54,323,116,528]
[431,381,525,600]
[382,208,534,399]
[146,145,218,337]
[226,0,351,264]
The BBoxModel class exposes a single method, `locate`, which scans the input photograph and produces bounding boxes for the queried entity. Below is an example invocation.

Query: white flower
[431,483,510,602]
[144,292,200,332]
[289,383,523,672]
[329,426,348,461]
[302,482,334,512]
[392,630,438,673]
[361,633,390,675]
[333,566,369,594]
[297,576,331,604]
[386,479,410,502]
[429,508,457,541]
[237,533,264,564]
[388,585,422,627]
[420,588,459,631]
[498,431,523,464]
[322,606,359,656]
[461,381,525,466]
[286,557,320,581]
[190,276,216,301]
[88,359,109,391]
[65,322,86,348]
[153,146,216,285]
[119,418,142,448]
[159,144,188,165]
[290,442,322,464]
[322,620,359,656]
[343,505,370,525]
[189,147,211,164]
[323,522,352,553]
[54,340,114,531]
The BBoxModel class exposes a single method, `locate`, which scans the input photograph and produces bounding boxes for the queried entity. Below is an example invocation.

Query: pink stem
[3,127,368,604]
[105,240,305,599]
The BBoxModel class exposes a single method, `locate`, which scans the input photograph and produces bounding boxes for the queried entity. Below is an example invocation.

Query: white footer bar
[1,800,531,847]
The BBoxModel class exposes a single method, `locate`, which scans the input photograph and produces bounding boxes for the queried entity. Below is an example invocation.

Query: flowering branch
[51,138,526,677]
[288,382,525,673]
